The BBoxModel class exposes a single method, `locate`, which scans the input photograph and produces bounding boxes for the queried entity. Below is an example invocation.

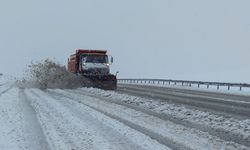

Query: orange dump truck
[67,49,117,90]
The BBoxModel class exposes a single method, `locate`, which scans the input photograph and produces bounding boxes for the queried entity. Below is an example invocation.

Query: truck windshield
[83,55,108,63]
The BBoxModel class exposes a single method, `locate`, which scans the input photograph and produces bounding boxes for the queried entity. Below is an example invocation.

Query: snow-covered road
[0,80,249,149]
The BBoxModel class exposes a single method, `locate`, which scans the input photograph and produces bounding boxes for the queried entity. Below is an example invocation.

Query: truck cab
[67,49,117,90]
[80,53,112,75]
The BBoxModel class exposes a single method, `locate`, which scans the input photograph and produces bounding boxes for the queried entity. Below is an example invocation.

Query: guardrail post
[217,85,219,90]
[198,84,200,88]
[240,86,242,91]
[207,84,209,88]
[228,86,230,90]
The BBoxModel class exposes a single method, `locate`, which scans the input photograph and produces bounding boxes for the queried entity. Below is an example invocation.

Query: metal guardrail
[118,79,250,91]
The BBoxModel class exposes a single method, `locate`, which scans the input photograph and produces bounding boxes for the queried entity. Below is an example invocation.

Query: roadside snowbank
[0,88,21,150]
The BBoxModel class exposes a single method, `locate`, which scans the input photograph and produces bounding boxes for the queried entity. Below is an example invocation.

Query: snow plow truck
[67,49,117,90]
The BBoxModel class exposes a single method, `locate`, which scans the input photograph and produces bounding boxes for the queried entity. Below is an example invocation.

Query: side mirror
[111,57,113,63]
[116,71,119,76]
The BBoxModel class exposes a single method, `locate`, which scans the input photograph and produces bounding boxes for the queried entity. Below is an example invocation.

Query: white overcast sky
[0,0,249,83]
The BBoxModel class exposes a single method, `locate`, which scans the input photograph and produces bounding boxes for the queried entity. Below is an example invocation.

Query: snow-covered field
[0,75,249,150]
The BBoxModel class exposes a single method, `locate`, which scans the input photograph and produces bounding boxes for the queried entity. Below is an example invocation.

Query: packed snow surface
[80,87,250,141]
[0,75,249,149]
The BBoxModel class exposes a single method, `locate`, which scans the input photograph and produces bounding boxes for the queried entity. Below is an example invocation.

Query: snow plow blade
[83,74,117,90]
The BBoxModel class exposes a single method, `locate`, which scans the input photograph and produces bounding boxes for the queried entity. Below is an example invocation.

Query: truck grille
[87,68,109,75]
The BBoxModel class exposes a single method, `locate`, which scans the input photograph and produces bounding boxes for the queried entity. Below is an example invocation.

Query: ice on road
[0,85,167,149]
